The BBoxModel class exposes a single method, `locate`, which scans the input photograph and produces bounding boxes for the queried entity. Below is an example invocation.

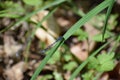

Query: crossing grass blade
[25,8,58,63]
[102,0,116,41]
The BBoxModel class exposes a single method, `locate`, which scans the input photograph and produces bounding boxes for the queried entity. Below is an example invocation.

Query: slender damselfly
[39,36,64,54]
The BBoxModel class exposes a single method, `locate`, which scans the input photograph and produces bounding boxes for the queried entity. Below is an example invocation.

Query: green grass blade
[25,8,58,63]
[63,0,111,40]
[102,0,116,41]
[0,0,66,33]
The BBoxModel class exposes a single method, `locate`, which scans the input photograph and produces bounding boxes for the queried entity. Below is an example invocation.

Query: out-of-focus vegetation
[0,0,120,80]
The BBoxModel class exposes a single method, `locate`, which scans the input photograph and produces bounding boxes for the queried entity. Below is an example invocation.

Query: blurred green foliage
[0,0,118,80]
[82,52,115,79]
[73,29,88,41]
[0,1,25,18]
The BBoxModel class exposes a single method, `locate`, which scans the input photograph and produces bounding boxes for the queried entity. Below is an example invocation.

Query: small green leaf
[48,50,61,64]
[23,0,43,6]
[92,33,110,42]
[96,53,115,72]
[87,53,115,72]
[40,74,53,80]
[53,71,63,80]
[88,57,99,69]
[97,52,115,64]
[107,14,118,30]
[64,54,72,62]
[63,61,78,71]
[73,29,88,41]
[0,1,24,18]
[82,70,94,80]
[96,60,115,72]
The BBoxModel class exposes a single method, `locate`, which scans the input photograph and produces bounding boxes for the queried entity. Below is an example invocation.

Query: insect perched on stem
[39,36,63,54]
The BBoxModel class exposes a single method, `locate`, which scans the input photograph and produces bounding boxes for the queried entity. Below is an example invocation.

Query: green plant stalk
[102,0,116,40]
[25,8,57,63]
[0,10,8,13]
[0,0,66,33]
[0,13,19,18]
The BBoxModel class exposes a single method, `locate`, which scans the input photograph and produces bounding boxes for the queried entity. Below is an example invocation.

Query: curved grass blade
[25,8,58,63]
[102,0,116,41]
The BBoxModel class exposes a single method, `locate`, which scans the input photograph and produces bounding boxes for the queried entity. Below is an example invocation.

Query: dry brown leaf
[108,61,120,79]
[0,45,5,57]
[4,61,25,80]
[117,0,120,4]
[100,73,109,80]
[31,10,60,45]
[84,22,100,52]
[70,42,88,61]
[3,34,22,57]
[55,8,77,31]
[35,28,55,46]
[57,17,71,27]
